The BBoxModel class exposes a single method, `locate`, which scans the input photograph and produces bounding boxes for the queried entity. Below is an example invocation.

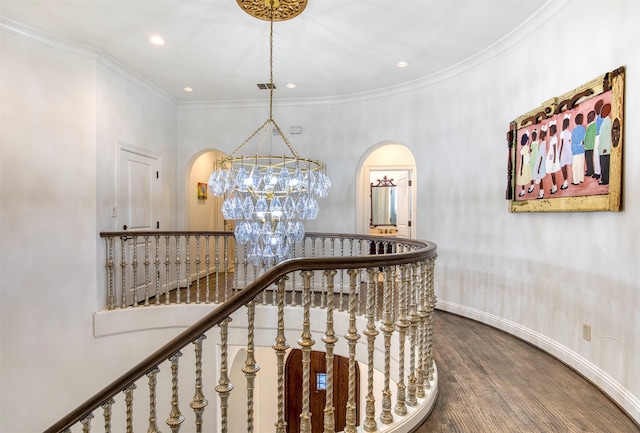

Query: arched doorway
[285,349,359,433]
[185,150,235,273]
[357,143,417,238]
[186,150,226,231]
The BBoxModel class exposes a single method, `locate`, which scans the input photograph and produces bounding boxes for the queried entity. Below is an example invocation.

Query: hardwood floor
[416,311,639,433]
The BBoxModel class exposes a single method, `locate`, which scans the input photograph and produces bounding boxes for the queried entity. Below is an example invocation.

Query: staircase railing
[45,232,438,433]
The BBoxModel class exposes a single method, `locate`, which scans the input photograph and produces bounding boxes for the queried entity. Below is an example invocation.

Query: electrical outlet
[583,324,592,342]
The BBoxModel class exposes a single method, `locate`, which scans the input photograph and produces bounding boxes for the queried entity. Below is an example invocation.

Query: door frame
[368,168,413,237]
[356,143,417,239]
[360,164,415,238]
[116,141,160,304]
[116,141,160,232]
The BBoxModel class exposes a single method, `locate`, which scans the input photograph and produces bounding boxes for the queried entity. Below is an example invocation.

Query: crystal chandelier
[208,0,330,268]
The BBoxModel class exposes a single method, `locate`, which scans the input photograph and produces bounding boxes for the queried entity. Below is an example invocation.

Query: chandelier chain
[227,119,271,159]
[228,1,299,160]
[269,4,274,121]
[267,2,299,157]
[209,0,329,268]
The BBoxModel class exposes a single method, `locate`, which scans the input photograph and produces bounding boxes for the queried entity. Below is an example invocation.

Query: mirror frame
[370,175,397,227]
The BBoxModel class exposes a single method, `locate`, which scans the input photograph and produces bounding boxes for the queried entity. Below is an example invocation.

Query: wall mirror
[370,176,397,227]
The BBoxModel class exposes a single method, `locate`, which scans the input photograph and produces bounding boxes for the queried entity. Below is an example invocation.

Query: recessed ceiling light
[396,61,410,68]
[149,35,165,46]
[286,83,297,89]
[184,87,194,92]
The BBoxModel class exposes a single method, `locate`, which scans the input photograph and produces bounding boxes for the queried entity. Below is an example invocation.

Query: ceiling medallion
[236,0,308,21]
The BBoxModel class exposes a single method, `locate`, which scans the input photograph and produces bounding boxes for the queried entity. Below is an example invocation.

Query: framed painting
[506,66,624,212]
[197,182,208,200]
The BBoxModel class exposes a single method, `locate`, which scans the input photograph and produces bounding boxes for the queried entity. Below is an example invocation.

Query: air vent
[257,83,276,90]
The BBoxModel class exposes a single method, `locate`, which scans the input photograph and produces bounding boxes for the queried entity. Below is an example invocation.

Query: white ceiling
[1,0,547,103]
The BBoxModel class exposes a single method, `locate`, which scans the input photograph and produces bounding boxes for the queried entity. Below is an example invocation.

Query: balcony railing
[45,231,438,433]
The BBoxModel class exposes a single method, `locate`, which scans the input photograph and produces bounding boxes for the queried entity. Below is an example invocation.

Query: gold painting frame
[507,66,624,212]
[197,182,208,200]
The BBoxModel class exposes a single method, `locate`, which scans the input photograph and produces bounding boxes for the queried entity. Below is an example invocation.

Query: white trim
[116,141,161,232]
[176,0,570,110]
[1,15,178,108]
[437,300,640,424]
[3,1,569,111]
[117,141,161,161]
[1,15,99,59]
[96,53,177,108]
[356,142,417,239]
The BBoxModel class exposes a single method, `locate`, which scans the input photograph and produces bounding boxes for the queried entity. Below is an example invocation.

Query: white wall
[0,21,181,432]
[1,1,639,432]
[95,57,179,303]
[176,1,640,422]
[425,2,640,422]
[188,150,225,231]
[96,56,178,234]
[0,28,100,432]
[177,101,368,234]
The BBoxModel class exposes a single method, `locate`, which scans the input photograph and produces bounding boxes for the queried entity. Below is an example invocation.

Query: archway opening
[187,150,226,231]
[357,143,417,238]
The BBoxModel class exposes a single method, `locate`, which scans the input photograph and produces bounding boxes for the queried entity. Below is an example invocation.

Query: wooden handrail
[45,232,436,433]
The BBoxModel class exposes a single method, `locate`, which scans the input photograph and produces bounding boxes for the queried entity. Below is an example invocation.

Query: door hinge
[408,180,412,186]
[156,221,160,229]
[156,171,159,179]
[408,221,412,227]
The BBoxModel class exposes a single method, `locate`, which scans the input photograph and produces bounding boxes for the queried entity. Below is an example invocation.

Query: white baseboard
[436,300,640,425]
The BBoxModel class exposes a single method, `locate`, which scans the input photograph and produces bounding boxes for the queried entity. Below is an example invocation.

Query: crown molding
[95,52,178,108]
[1,15,99,59]
[1,15,178,108]
[178,0,569,111]
[3,0,570,112]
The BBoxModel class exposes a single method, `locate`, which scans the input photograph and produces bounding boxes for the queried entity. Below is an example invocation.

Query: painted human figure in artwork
[545,120,562,195]
[592,99,605,180]
[516,131,533,197]
[527,128,539,195]
[533,125,548,199]
[558,113,573,190]
[570,112,586,185]
[583,110,597,178]
[597,103,612,185]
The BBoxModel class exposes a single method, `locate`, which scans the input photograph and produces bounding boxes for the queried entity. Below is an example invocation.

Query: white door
[396,171,412,237]
[118,147,159,304]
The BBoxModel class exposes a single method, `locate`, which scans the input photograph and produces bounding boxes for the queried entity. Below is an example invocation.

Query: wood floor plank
[415,311,639,433]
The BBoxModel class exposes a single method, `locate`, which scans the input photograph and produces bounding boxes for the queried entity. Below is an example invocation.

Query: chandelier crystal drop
[208,152,330,267]
[209,0,329,268]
